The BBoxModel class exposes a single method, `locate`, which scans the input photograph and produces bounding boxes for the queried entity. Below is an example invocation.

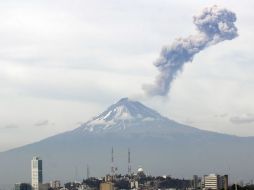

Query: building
[204,174,219,190]
[15,183,32,190]
[203,174,228,190]
[50,180,61,189]
[221,175,229,190]
[31,156,43,190]
[39,183,50,190]
[105,175,114,182]
[100,182,114,190]
[193,175,201,189]
[130,180,138,189]
[137,167,145,178]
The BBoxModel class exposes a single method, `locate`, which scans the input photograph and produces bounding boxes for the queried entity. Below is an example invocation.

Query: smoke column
[143,5,238,96]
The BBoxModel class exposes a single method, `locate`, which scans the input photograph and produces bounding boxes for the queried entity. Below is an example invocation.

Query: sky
[0,0,254,152]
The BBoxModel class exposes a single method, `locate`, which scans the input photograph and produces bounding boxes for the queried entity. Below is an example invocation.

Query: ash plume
[143,5,238,96]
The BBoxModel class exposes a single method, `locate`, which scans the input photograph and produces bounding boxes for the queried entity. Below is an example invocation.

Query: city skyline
[22,155,233,187]
[14,155,250,190]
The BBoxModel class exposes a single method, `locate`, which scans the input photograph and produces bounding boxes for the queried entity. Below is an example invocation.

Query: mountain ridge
[1,97,246,154]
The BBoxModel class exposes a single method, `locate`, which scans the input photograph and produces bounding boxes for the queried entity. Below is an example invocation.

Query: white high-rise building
[31,156,43,190]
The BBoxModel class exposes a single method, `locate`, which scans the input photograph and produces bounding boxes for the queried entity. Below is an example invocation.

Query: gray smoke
[143,5,238,96]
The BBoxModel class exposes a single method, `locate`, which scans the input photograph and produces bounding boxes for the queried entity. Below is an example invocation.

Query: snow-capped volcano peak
[78,97,165,132]
[93,97,161,121]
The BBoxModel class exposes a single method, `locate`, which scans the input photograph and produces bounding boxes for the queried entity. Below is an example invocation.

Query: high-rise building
[31,156,43,190]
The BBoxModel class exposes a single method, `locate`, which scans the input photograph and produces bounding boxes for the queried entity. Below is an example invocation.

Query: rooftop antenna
[86,164,90,179]
[122,119,126,130]
[128,148,131,175]
[75,166,78,181]
[111,147,115,176]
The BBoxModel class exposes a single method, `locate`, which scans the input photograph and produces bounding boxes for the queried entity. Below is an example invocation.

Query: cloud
[4,124,19,129]
[214,113,228,118]
[143,5,238,96]
[34,120,49,127]
[230,114,254,124]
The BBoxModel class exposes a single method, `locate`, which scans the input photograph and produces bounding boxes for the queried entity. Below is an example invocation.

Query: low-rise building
[15,183,32,190]
[203,174,228,190]
[39,183,50,190]
[50,180,61,189]
[100,182,114,190]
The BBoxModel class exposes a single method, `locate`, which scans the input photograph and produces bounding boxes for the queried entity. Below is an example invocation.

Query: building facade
[204,174,228,190]
[193,175,201,189]
[204,174,219,190]
[15,183,32,190]
[39,183,50,190]
[100,182,114,190]
[222,175,228,190]
[31,156,43,190]
[50,180,61,189]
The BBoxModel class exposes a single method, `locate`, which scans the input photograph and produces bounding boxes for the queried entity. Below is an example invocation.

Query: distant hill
[1,98,254,188]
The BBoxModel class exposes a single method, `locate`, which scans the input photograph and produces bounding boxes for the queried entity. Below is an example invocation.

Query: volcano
[1,98,254,187]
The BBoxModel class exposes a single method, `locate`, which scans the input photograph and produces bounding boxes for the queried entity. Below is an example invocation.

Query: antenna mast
[111,147,115,176]
[86,164,90,179]
[128,148,131,175]
[75,166,78,181]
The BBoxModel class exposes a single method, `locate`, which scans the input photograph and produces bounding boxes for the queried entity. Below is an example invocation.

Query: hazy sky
[0,0,254,151]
